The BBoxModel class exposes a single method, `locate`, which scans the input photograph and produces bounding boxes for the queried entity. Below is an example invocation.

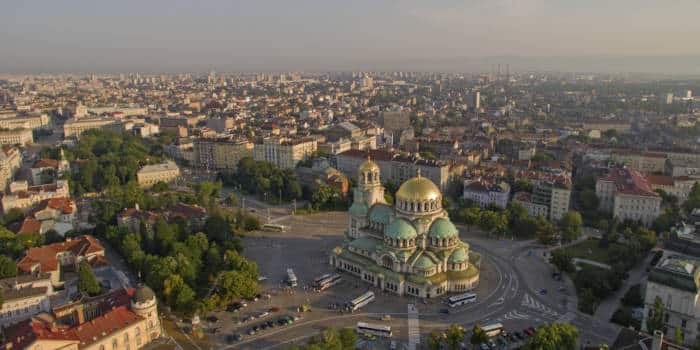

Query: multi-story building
[63,117,120,138]
[3,285,162,350]
[2,180,70,213]
[0,146,22,192]
[642,254,700,346]
[18,197,77,236]
[512,192,549,218]
[0,113,50,130]
[17,235,106,288]
[647,175,698,204]
[253,137,317,169]
[136,160,180,188]
[0,273,53,327]
[462,178,510,209]
[531,180,572,221]
[0,128,33,145]
[611,150,667,174]
[596,168,661,226]
[193,138,253,173]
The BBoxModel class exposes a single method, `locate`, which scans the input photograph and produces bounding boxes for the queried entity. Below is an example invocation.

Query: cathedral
[330,156,480,298]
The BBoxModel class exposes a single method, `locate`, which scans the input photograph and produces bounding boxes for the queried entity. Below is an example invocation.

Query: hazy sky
[3,0,700,73]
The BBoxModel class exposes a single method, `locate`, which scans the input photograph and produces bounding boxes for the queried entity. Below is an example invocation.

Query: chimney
[651,330,663,350]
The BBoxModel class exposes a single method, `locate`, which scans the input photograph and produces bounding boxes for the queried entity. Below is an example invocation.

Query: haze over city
[3,0,700,73]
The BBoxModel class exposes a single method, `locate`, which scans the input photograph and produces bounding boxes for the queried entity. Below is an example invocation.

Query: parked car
[269,306,280,313]
[206,316,219,323]
[247,329,256,336]
[257,311,269,318]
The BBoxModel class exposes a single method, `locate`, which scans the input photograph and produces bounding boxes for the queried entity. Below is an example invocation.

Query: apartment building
[63,117,120,138]
[0,273,54,327]
[136,160,180,188]
[611,150,667,173]
[512,191,549,218]
[643,254,700,347]
[463,178,511,209]
[253,137,317,169]
[2,180,70,213]
[0,128,33,145]
[0,146,22,192]
[647,175,698,204]
[531,180,572,221]
[193,138,253,172]
[596,168,661,226]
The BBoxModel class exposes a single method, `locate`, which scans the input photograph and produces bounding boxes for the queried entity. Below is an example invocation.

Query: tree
[338,328,357,350]
[675,327,684,345]
[559,211,583,243]
[536,216,559,244]
[550,250,575,273]
[683,182,700,213]
[445,324,464,350]
[77,260,101,296]
[646,296,665,333]
[470,325,488,346]
[428,331,442,350]
[523,323,578,350]
[0,255,17,279]
[243,215,261,231]
[459,207,481,231]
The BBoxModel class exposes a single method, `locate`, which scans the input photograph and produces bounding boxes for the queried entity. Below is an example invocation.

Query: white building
[462,178,510,209]
[596,168,661,226]
[136,160,181,188]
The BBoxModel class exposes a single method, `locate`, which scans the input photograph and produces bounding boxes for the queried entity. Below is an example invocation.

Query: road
[216,214,621,350]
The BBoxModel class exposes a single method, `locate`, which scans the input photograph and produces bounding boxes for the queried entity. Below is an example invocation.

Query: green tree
[77,260,101,296]
[470,325,488,346]
[459,207,481,231]
[523,323,578,350]
[559,211,583,243]
[243,215,261,231]
[675,327,684,345]
[428,331,442,350]
[550,250,575,273]
[646,296,665,333]
[445,324,464,350]
[536,216,559,244]
[0,255,17,279]
[338,328,357,350]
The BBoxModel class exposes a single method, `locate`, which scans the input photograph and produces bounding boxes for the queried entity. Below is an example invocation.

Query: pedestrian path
[407,304,420,350]
[521,294,560,318]
[556,311,576,324]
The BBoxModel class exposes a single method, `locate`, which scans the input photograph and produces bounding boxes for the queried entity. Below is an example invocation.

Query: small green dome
[349,202,368,216]
[369,204,393,224]
[428,218,459,239]
[414,256,436,270]
[384,219,417,240]
[449,248,468,263]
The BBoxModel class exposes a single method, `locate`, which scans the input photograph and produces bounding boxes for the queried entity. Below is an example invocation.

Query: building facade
[0,146,22,192]
[136,161,181,188]
[462,179,510,209]
[193,138,253,172]
[642,255,700,346]
[253,137,317,169]
[330,158,480,298]
[0,128,33,145]
[596,168,661,226]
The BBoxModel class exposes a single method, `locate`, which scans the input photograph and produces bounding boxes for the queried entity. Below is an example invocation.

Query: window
[112,339,118,350]
[682,319,687,329]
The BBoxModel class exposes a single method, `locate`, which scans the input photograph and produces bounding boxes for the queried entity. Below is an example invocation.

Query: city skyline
[3,0,700,73]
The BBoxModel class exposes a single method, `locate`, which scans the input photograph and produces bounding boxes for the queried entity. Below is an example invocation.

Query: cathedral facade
[330,157,480,298]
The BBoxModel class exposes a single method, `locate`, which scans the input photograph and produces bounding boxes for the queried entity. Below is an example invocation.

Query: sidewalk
[593,252,652,322]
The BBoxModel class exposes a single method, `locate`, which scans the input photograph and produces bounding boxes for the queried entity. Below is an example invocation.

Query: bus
[315,274,342,291]
[446,292,477,308]
[356,322,392,338]
[312,274,332,286]
[481,323,504,337]
[286,268,298,287]
[347,291,375,311]
[262,224,286,232]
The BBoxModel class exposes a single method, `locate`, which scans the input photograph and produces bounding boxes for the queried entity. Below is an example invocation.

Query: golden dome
[358,156,379,173]
[396,175,441,202]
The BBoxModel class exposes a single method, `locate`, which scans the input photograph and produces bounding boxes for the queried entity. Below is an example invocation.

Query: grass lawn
[559,238,626,265]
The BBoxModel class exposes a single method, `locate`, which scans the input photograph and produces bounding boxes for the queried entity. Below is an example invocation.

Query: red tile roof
[18,218,42,235]
[4,306,143,350]
[32,158,60,169]
[599,168,659,197]
[17,236,104,274]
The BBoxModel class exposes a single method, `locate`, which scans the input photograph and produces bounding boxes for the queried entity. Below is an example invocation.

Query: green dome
[369,204,393,224]
[384,219,417,240]
[449,248,468,263]
[414,256,436,270]
[428,218,459,239]
[349,202,368,216]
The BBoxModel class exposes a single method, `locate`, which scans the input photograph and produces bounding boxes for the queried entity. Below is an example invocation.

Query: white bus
[315,274,342,291]
[356,322,392,338]
[347,291,375,311]
[286,268,298,287]
[482,323,504,337]
[262,224,286,232]
[313,273,332,286]
[446,292,477,308]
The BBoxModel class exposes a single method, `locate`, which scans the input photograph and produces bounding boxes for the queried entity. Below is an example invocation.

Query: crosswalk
[556,311,576,324]
[521,294,560,319]
[407,304,420,350]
